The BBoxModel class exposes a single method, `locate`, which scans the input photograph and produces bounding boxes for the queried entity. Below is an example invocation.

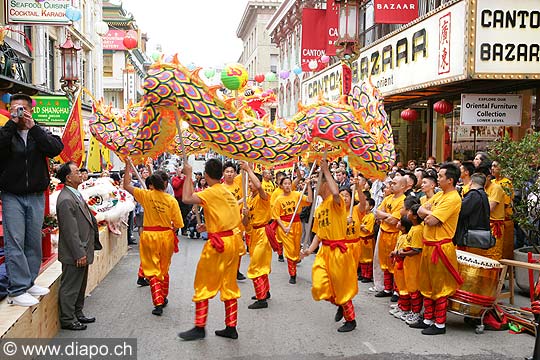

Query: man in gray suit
[56,161,101,331]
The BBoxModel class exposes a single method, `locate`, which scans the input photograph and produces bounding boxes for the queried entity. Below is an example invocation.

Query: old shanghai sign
[374,0,418,24]
[460,94,522,126]
[5,0,72,25]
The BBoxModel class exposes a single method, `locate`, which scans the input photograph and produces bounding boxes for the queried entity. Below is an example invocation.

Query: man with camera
[0,93,63,306]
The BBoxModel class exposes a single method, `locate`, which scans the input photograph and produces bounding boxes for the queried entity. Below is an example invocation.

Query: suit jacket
[56,187,101,265]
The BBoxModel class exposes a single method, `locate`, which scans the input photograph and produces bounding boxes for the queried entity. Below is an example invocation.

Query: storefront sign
[474,0,540,74]
[102,30,127,51]
[374,0,418,24]
[460,94,522,126]
[32,95,71,125]
[302,1,467,102]
[301,8,327,72]
[5,0,71,25]
[325,0,339,56]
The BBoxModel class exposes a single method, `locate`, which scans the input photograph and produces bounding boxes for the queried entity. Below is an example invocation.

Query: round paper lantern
[279,70,290,80]
[65,6,82,22]
[123,30,138,50]
[321,55,330,64]
[265,72,277,82]
[254,74,265,83]
[308,60,318,71]
[94,21,109,36]
[293,66,302,75]
[151,52,161,61]
[221,63,249,90]
[433,99,453,114]
[204,68,216,78]
[1,93,11,104]
[401,108,418,123]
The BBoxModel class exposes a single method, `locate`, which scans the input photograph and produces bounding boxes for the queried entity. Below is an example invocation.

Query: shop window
[103,53,113,77]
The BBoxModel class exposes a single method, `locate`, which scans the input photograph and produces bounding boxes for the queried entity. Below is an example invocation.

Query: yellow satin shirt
[378,194,405,233]
[422,190,462,242]
[313,196,347,240]
[494,177,513,219]
[133,188,183,229]
[487,182,506,221]
[197,183,241,233]
[271,191,309,219]
[247,191,271,228]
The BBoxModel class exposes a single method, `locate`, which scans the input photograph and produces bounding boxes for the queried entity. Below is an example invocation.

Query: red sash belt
[207,230,234,253]
[422,238,463,286]
[359,236,373,245]
[321,239,358,253]
[143,226,172,231]
[490,220,504,238]
[394,256,404,270]
[142,226,178,253]
[280,214,300,223]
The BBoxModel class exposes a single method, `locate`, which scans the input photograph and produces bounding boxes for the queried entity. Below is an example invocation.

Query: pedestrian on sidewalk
[56,162,101,330]
[0,93,64,307]
[123,160,183,316]
[178,159,244,341]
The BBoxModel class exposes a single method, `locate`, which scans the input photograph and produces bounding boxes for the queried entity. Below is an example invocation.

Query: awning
[0,75,54,96]
[3,36,32,63]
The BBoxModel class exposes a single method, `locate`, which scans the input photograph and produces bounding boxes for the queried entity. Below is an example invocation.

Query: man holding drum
[412,163,463,335]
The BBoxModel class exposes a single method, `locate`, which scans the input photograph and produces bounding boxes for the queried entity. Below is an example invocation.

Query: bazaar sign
[5,0,72,25]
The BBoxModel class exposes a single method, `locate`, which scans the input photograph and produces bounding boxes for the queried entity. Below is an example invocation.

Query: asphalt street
[56,235,536,360]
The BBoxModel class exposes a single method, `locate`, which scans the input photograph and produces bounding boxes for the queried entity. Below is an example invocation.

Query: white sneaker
[7,293,39,307]
[368,286,381,292]
[392,309,404,319]
[389,307,401,315]
[27,285,50,296]
[405,313,421,325]
[400,311,412,321]
[390,304,399,309]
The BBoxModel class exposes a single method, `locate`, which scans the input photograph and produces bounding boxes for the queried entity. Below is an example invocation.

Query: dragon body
[90,57,395,179]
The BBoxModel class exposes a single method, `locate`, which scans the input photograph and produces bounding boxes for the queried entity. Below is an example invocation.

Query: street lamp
[334,0,360,97]
[59,32,81,104]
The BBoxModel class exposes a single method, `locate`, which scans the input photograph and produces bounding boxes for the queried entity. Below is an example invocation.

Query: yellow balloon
[221,63,248,90]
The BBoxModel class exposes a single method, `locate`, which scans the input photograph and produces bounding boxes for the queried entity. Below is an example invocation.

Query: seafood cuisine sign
[5,0,71,25]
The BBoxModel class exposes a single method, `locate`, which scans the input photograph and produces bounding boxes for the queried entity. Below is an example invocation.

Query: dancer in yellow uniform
[178,159,244,341]
[412,163,462,335]
[239,161,273,309]
[273,176,312,284]
[491,160,514,259]
[123,160,183,316]
[302,160,357,332]
[358,198,376,282]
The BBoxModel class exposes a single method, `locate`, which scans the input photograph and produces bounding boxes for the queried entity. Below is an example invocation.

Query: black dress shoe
[76,316,96,324]
[409,319,431,329]
[360,278,373,283]
[152,305,163,316]
[61,321,87,331]
[137,277,150,287]
[289,275,296,284]
[248,299,268,309]
[236,272,246,281]
[421,324,446,335]
[374,290,392,297]
[278,255,285,262]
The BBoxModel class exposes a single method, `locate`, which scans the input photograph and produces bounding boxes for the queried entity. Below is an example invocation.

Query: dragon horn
[172,54,180,65]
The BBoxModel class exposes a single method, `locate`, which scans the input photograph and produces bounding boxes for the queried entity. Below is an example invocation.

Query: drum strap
[423,238,464,286]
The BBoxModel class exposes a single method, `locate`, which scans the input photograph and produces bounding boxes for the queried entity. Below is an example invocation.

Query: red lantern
[401,108,418,123]
[254,74,265,83]
[433,99,453,114]
[123,30,138,50]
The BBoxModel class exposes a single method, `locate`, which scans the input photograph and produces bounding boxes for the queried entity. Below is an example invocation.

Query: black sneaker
[178,326,206,341]
[237,272,246,281]
[248,299,268,309]
[374,290,392,298]
[278,255,285,262]
[421,324,446,335]
[215,326,238,339]
[390,294,399,302]
[360,278,373,283]
[289,275,296,284]
[152,305,163,316]
[409,320,431,329]
[137,277,150,287]
[337,320,356,332]
[334,306,343,322]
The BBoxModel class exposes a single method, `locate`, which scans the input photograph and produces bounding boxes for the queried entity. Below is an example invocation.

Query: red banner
[59,92,84,167]
[326,0,339,56]
[374,0,418,24]
[342,63,352,96]
[301,8,327,72]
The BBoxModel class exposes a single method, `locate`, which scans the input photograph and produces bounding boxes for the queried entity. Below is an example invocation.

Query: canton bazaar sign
[474,0,540,74]
[301,1,467,104]
[5,0,72,25]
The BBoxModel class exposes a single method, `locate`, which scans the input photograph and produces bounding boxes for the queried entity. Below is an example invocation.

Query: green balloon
[204,68,216,78]
[265,72,277,82]
[151,52,160,61]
